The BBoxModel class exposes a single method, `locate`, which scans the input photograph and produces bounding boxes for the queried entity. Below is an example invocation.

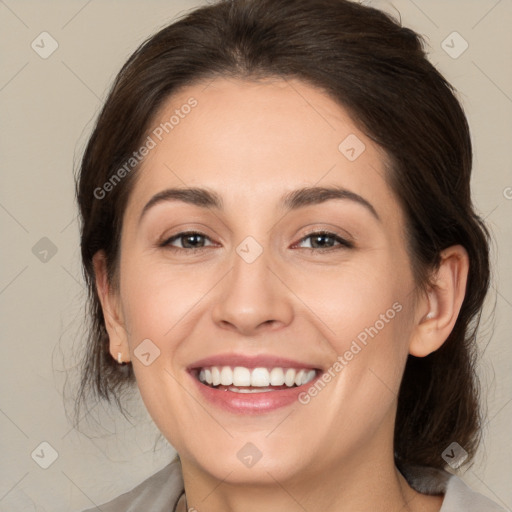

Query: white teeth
[233,366,251,386]
[211,367,221,386]
[284,368,296,387]
[305,369,316,384]
[220,366,232,385]
[196,366,317,388]
[227,386,274,393]
[270,368,285,386]
[251,367,269,387]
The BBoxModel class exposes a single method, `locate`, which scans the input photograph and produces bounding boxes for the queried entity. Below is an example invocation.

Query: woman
[76,0,505,510]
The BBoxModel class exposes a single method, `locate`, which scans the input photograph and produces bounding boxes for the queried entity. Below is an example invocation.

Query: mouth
[186,355,323,414]
[192,365,319,393]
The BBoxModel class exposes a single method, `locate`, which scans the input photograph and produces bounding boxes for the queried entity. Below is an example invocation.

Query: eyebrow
[138,185,380,224]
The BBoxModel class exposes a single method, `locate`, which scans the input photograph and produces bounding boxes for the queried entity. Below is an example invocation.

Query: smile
[196,366,318,392]
[187,354,324,413]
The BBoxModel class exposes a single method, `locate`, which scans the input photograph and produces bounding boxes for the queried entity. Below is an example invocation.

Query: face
[103,77,422,484]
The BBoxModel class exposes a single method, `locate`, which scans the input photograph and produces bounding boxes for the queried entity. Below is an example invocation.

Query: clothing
[81,457,507,511]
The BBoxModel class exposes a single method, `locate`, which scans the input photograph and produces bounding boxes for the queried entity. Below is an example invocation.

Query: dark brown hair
[74,0,491,470]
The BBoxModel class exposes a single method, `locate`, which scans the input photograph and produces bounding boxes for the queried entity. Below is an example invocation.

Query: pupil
[184,234,203,248]
[313,234,332,248]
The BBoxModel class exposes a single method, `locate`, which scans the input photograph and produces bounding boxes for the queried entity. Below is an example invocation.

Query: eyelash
[160,230,354,253]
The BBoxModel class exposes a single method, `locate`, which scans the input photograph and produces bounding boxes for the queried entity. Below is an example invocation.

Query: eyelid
[159,229,354,252]
[159,230,215,249]
[293,230,354,250]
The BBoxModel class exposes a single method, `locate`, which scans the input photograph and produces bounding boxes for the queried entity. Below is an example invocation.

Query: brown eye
[161,231,214,250]
[295,231,353,251]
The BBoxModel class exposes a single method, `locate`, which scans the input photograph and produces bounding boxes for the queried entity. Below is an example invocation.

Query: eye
[159,230,353,253]
[160,231,215,251]
[294,231,353,251]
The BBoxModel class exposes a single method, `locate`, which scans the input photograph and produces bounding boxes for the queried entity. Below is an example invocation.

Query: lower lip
[188,371,322,414]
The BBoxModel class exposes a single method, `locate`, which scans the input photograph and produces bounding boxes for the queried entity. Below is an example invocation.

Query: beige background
[0,0,511,510]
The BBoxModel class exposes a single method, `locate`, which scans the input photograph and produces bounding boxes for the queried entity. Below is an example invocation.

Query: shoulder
[80,457,184,512]
[399,464,507,512]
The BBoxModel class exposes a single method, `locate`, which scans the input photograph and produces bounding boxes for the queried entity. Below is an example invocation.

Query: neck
[178,443,436,512]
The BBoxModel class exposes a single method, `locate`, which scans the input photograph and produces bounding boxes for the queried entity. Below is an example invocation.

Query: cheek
[289,254,413,403]
[120,243,414,368]
[117,258,200,437]
[289,252,411,344]
[119,255,208,342]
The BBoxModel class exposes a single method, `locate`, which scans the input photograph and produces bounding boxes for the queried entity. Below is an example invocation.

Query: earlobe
[92,251,130,363]
[409,245,469,357]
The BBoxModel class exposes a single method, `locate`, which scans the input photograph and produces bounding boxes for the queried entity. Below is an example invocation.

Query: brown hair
[74,0,491,470]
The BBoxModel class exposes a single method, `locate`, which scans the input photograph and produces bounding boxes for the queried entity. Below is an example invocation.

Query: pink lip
[186,353,323,415]
[187,353,321,371]
[188,372,323,414]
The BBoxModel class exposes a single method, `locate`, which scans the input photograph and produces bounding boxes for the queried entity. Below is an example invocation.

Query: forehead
[125,77,400,224]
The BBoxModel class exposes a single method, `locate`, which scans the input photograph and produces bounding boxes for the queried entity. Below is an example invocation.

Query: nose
[211,245,294,336]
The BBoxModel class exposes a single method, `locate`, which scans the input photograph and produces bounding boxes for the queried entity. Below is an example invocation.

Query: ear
[92,251,130,363]
[409,245,469,357]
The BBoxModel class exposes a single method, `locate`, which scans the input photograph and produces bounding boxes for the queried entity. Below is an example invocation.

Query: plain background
[0,0,511,510]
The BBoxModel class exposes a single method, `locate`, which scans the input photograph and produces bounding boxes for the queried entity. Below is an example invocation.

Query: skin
[94,77,469,512]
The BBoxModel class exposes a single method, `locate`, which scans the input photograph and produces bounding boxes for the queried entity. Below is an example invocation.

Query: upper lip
[188,353,323,371]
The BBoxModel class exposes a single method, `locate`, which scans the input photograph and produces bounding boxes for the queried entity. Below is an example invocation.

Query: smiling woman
[74,0,504,511]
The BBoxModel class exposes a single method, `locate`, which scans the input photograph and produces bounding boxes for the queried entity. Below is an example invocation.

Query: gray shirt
[81,458,507,511]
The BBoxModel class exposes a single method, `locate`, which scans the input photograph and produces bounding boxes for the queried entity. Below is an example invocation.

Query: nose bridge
[232,238,272,294]
[211,236,293,333]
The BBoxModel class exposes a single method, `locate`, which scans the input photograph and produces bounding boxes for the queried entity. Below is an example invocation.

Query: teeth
[211,367,221,386]
[284,368,296,387]
[233,366,251,386]
[227,386,274,393]
[220,366,232,386]
[196,366,317,388]
[270,368,285,386]
[305,369,316,384]
[251,367,269,387]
